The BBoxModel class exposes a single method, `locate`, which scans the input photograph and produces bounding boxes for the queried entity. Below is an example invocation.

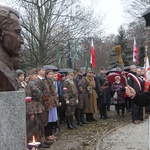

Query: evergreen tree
[109,26,133,69]
[139,46,146,67]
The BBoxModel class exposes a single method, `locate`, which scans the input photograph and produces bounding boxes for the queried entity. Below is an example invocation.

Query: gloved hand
[76,99,78,104]
[66,100,69,104]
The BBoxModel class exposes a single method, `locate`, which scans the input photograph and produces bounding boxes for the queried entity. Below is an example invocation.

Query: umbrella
[44,65,59,71]
[79,67,91,74]
[107,71,128,85]
[142,7,150,27]
[124,66,144,72]
[58,68,74,74]
[105,67,122,75]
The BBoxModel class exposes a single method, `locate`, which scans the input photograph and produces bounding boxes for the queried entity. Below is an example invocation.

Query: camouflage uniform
[44,78,59,137]
[25,80,45,143]
[63,75,78,129]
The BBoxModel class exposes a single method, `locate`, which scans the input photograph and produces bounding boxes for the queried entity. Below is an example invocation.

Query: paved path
[96,116,149,150]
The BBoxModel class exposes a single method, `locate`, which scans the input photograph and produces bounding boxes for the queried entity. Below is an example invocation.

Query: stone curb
[95,120,131,150]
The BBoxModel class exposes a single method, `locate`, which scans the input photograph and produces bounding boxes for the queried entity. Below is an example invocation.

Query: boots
[121,107,125,117]
[89,113,97,121]
[86,113,92,122]
[70,115,77,129]
[59,110,66,124]
[103,105,110,118]
[66,116,74,130]
[81,109,88,124]
[99,105,105,119]
[77,109,83,126]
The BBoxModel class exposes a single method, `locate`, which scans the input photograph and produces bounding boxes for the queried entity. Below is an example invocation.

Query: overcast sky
[98,0,125,35]
[81,0,125,35]
[0,0,125,35]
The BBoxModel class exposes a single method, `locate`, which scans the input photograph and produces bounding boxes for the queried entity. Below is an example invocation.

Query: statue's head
[0,6,24,62]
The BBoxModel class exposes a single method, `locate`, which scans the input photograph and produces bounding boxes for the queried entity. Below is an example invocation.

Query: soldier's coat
[84,76,98,113]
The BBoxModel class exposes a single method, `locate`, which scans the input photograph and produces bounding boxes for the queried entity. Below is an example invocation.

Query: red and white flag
[144,55,150,70]
[90,39,96,68]
[133,37,139,63]
[144,55,150,91]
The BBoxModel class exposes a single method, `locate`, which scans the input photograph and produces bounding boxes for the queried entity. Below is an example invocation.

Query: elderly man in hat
[63,72,78,129]
[111,75,126,117]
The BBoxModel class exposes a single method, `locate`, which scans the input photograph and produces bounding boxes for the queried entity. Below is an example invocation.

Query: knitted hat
[115,76,121,80]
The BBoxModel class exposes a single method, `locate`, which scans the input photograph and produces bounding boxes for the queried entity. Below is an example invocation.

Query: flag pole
[143,45,148,121]
[90,38,96,69]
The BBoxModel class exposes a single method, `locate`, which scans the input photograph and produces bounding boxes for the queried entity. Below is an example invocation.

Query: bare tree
[6,0,103,69]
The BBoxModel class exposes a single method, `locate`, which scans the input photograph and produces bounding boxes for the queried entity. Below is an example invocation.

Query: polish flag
[144,55,149,70]
[90,39,96,68]
[133,37,139,63]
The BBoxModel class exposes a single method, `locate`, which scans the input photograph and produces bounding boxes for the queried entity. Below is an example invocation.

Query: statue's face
[1,13,24,57]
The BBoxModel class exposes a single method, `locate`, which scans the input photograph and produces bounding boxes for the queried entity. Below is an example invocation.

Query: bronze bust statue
[0,6,24,91]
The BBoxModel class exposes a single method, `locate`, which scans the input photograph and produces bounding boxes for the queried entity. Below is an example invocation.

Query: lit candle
[28,135,41,150]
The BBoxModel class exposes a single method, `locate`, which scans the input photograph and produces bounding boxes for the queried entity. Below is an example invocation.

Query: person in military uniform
[63,72,78,129]
[74,69,88,125]
[44,69,60,140]
[95,66,111,119]
[36,66,53,148]
[84,69,98,122]
[25,69,45,145]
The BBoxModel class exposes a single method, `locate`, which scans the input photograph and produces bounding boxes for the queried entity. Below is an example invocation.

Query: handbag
[113,91,118,99]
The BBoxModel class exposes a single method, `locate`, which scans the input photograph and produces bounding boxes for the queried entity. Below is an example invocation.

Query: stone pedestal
[0,90,26,150]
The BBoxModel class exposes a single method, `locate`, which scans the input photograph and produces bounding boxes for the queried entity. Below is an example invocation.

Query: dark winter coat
[74,74,85,109]
[95,73,111,105]
[78,77,90,110]
[127,71,142,92]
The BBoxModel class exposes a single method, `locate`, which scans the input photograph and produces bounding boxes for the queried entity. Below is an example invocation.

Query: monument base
[0,90,26,150]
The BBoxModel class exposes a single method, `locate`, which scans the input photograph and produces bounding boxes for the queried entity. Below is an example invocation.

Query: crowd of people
[16,65,147,149]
